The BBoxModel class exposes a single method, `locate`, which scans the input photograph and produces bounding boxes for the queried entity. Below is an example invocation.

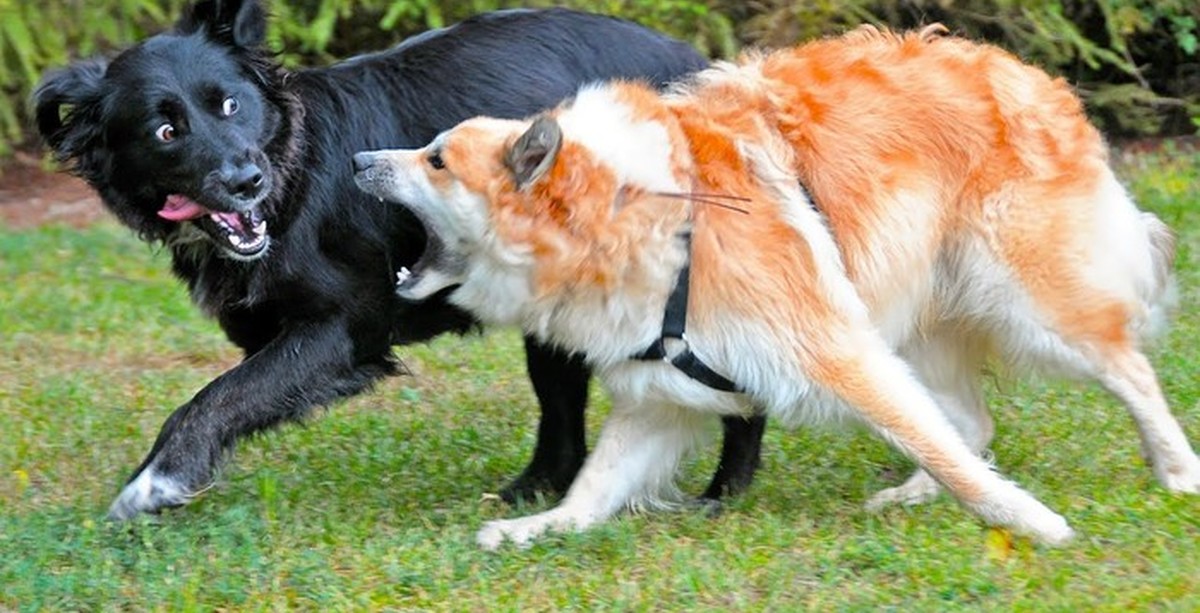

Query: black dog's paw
[498,462,580,505]
[690,496,725,518]
[699,465,757,502]
[107,465,198,521]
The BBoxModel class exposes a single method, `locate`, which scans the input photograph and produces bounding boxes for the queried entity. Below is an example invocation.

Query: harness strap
[632,230,741,393]
[630,178,821,394]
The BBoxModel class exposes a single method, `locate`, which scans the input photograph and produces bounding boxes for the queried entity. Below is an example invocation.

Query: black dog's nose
[352,152,376,174]
[225,164,264,198]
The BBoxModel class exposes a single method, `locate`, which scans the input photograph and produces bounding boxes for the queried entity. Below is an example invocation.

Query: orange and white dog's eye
[428,151,445,170]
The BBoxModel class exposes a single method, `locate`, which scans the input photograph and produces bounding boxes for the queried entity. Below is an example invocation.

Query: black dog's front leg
[504,337,768,504]
[107,318,393,520]
[499,337,590,503]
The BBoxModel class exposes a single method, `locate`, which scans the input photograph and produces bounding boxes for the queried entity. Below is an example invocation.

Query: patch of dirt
[0,151,106,229]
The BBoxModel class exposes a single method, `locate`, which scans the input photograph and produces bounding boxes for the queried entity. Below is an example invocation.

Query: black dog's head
[34,0,293,261]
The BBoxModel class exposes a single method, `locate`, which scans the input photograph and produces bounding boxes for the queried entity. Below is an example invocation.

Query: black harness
[632,229,742,393]
[629,180,820,392]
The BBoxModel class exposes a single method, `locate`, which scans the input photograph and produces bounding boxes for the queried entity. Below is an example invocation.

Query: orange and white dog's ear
[504,115,561,190]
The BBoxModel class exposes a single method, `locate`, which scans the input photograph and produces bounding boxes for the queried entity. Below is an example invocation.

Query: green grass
[2,149,1199,611]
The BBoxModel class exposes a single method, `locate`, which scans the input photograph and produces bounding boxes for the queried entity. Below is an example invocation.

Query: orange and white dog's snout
[353,146,476,301]
[352,148,424,203]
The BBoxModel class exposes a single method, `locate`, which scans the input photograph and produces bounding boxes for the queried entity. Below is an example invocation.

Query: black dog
[34,0,766,520]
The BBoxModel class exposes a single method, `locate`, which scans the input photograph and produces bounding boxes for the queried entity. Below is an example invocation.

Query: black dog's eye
[428,151,445,170]
[221,96,239,117]
[155,123,177,142]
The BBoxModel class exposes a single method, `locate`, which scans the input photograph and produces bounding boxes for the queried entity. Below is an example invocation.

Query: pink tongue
[214,211,245,232]
[158,194,209,221]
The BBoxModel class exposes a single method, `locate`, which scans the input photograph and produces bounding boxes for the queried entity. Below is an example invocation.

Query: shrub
[0,0,188,156]
[1,0,1196,158]
[742,0,1200,136]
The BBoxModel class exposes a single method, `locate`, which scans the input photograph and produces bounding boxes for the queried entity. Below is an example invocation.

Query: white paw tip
[1023,513,1075,547]
[476,528,505,551]
[1040,523,1076,547]
[106,467,190,521]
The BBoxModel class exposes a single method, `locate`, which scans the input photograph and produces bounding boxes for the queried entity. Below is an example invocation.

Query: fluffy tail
[1140,211,1178,343]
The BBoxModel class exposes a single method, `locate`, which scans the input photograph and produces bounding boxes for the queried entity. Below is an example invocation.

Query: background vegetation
[2,147,1198,609]
[1,0,1198,157]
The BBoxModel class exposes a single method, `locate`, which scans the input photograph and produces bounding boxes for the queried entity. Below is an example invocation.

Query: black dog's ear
[177,0,266,48]
[33,58,109,163]
[505,115,562,190]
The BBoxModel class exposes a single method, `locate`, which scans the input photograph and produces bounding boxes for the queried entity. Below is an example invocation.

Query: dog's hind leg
[866,332,991,510]
[808,330,1074,545]
[986,176,1200,492]
[1090,347,1200,492]
[477,399,708,549]
[701,414,767,502]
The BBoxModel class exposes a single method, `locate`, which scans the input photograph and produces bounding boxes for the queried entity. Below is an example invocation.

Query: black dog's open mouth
[159,194,268,257]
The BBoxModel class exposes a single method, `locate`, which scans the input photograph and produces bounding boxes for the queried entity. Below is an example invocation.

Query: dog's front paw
[865,469,941,511]
[1155,455,1200,494]
[981,483,1075,546]
[1020,509,1075,546]
[476,509,589,550]
[476,517,544,550]
[107,465,196,521]
[498,461,579,504]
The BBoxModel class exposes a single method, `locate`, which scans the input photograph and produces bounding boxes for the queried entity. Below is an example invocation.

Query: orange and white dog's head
[352,115,533,308]
[352,83,693,325]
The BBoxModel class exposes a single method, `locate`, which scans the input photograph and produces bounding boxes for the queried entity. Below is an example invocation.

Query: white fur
[559,86,684,193]
[1086,174,1158,307]
[525,231,687,368]
[108,465,191,521]
[477,401,711,550]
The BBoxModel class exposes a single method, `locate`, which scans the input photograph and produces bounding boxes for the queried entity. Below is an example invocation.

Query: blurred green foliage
[267,1,737,66]
[2,0,1198,157]
[758,0,1200,137]
[0,0,188,156]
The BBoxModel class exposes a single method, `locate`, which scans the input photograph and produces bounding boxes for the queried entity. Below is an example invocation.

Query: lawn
[1,148,1198,611]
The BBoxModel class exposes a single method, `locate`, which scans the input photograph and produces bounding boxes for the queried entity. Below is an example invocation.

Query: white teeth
[253,220,267,235]
[396,266,412,284]
[228,232,266,251]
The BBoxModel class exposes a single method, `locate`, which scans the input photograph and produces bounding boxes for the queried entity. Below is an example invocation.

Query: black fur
[34,1,766,518]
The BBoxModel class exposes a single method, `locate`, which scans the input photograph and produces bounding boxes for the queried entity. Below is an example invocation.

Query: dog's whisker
[653,191,752,215]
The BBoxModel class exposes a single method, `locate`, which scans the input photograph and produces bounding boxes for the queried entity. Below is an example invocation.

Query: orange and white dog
[353,25,1199,549]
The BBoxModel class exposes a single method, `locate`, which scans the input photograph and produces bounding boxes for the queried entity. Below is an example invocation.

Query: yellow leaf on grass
[985,527,1014,562]
[13,468,29,492]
